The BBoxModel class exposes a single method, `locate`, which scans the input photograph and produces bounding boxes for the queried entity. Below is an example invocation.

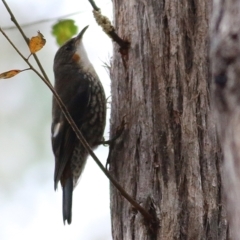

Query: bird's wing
[51,79,91,190]
[52,121,76,190]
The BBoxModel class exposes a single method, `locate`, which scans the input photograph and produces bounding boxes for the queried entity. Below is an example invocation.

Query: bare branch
[2,0,49,83]
[2,11,83,31]
[88,0,130,51]
[88,0,100,11]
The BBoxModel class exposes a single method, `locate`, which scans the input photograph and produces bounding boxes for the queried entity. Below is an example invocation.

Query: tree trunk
[211,0,240,239]
[110,0,228,239]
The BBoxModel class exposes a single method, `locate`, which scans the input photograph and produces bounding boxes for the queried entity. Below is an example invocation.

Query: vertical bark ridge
[110,0,228,239]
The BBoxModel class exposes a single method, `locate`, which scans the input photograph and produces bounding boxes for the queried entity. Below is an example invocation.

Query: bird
[51,26,106,224]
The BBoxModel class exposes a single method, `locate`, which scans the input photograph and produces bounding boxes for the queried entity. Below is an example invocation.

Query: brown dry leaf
[0,70,21,79]
[29,31,46,53]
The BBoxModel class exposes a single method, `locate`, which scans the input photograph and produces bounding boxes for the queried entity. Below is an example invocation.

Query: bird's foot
[98,117,126,169]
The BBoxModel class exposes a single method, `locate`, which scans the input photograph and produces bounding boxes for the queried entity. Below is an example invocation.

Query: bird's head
[53,25,89,68]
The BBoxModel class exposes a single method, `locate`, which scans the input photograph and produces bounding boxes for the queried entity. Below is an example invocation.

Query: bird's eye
[65,44,73,51]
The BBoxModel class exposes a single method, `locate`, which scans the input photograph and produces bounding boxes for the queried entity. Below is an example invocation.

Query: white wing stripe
[53,122,61,138]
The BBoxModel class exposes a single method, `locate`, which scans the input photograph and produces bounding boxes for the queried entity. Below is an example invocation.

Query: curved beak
[75,25,89,43]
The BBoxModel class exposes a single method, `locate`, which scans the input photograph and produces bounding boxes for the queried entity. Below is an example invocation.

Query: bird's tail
[62,177,73,225]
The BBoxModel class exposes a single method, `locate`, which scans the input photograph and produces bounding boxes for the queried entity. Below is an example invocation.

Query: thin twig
[88,0,130,51]
[20,68,31,72]
[2,0,49,83]
[0,28,29,64]
[2,11,83,31]
[89,0,100,11]
[0,28,48,82]
[1,1,154,223]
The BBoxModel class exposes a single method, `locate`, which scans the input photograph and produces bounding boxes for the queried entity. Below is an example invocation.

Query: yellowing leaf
[29,31,46,53]
[0,70,21,79]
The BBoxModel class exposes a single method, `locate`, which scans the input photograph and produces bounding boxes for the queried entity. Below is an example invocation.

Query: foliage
[52,19,78,46]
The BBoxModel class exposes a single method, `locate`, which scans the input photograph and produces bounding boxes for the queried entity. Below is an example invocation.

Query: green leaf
[52,19,78,46]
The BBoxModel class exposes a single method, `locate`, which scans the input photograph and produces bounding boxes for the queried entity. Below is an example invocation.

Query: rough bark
[110,0,228,239]
[211,0,240,239]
